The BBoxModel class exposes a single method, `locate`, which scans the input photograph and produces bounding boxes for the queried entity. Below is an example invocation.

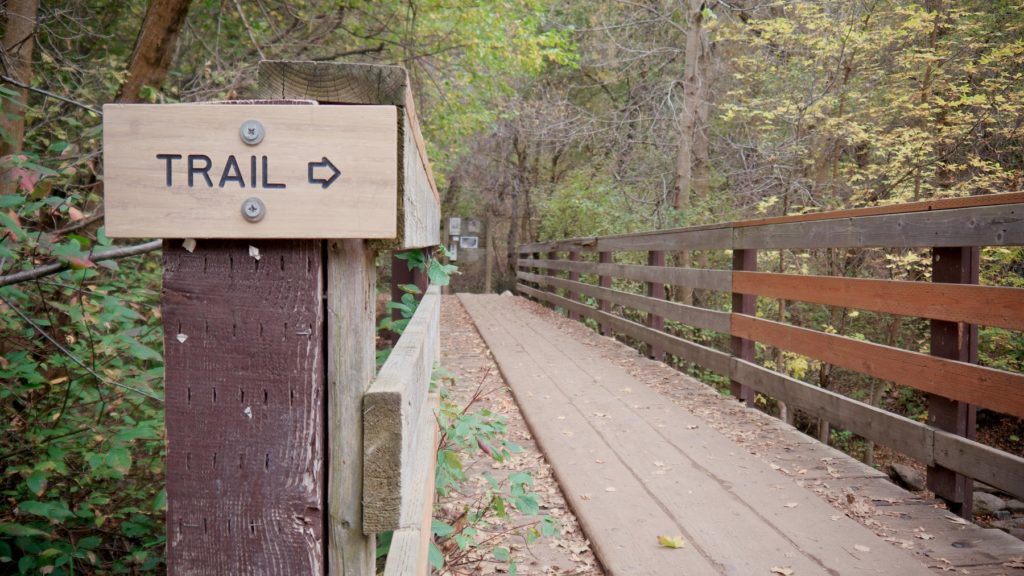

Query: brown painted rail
[517,192,1024,513]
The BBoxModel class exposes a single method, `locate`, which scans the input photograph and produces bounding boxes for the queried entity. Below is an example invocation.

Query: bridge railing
[517,193,1024,513]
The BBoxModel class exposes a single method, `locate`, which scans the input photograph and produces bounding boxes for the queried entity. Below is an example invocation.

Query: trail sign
[103,104,398,238]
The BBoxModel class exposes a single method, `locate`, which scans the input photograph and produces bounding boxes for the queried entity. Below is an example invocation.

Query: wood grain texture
[103,104,398,239]
[933,430,1024,501]
[399,107,440,248]
[163,239,324,575]
[516,271,729,333]
[327,239,377,575]
[733,203,1024,249]
[730,314,1024,418]
[730,249,756,404]
[732,191,1024,228]
[382,395,439,576]
[522,258,731,292]
[363,287,440,533]
[596,225,732,251]
[256,60,408,104]
[733,271,1024,330]
[518,283,731,375]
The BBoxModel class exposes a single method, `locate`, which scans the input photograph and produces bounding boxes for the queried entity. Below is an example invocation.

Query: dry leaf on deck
[657,535,686,549]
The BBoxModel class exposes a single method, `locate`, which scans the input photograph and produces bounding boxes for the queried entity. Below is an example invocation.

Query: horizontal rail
[517,283,732,375]
[731,360,1024,497]
[520,258,732,292]
[363,285,441,534]
[518,271,730,333]
[730,313,1024,419]
[733,272,1024,331]
[519,193,1024,253]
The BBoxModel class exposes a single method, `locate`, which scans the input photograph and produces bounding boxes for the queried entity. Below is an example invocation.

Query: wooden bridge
[453,193,1024,575]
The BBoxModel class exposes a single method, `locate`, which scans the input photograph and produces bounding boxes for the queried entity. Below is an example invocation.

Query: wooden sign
[103,104,398,238]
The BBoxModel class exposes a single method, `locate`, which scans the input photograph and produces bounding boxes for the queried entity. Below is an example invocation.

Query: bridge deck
[459,294,1024,576]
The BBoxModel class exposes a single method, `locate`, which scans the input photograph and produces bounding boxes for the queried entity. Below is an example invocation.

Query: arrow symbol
[307,157,340,189]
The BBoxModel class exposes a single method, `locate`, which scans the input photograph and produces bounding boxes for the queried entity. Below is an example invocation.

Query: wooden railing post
[568,251,583,321]
[646,250,666,360]
[731,248,756,406]
[928,246,978,518]
[598,251,613,335]
[545,250,557,309]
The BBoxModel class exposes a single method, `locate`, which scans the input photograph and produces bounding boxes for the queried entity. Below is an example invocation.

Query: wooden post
[598,251,613,335]
[328,240,377,573]
[568,251,582,321]
[163,239,326,574]
[928,246,978,518]
[731,248,756,406]
[546,250,558,310]
[646,250,666,360]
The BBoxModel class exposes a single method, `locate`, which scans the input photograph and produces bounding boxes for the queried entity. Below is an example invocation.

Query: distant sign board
[459,236,479,249]
[448,217,462,236]
[102,104,398,238]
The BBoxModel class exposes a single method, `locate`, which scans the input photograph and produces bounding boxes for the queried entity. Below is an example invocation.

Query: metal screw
[239,120,265,145]
[241,197,265,222]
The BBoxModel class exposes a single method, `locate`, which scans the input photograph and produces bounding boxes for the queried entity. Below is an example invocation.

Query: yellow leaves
[657,535,686,549]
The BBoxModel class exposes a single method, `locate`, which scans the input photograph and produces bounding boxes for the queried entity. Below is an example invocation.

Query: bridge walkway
[459,293,1024,576]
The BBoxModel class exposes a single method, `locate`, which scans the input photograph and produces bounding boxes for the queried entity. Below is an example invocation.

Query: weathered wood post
[646,250,666,360]
[731,248,756,406]
[103,60,439,575]
[598,251,613,335]
[568,250,582,321]
[928,246,979,518]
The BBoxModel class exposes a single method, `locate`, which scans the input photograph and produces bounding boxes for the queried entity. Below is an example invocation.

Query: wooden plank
[568,251,582,322]
[730,359,935,464]
[733,192,1024,228]
[327,239,377,575]
[523,258,732,292]
[933,430,1024,501]
[733,271,1024,331]
[733,203,1024,249]
[518,283,731,375]
[163,239,324,575]
[519,237,598,254]
[103,104,398,239]
[462,294,936,576]
[516,271,729,333]
[382,395,439,576]
[598,251,612,335]
[596,225,732,251]
[730,314,1024,418]
[730,249,756,404]
[363,287,440,533]
[399,106,441,248]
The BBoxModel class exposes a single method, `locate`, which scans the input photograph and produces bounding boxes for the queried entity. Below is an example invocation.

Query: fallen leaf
[1002,557,1024,568]
[580,494,591,501]
[915,532,934,540]
[657,535,686,549]
[687,424,699,429]
[605,487,616,492]
[182,238,197,253]
[784,502,799,508]
[853,544,870,552]
[249,245,261,260]
[176,333,188,344]
[770,568,794,575]
[68,206,84,221]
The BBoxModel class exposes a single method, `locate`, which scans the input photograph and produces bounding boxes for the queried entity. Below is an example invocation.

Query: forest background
[0,0,1021,573]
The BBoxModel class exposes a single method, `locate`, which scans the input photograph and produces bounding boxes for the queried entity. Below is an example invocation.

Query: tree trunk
[672,0,706,305]
[484,215,494,293]
[1,0,39,195]
[115,0,193,103]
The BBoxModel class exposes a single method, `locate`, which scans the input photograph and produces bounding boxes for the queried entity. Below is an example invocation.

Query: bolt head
[239,120,265,145]
[241,197,265,222]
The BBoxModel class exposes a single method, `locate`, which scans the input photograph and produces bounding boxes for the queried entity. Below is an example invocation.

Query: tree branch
[0,239,161,288]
